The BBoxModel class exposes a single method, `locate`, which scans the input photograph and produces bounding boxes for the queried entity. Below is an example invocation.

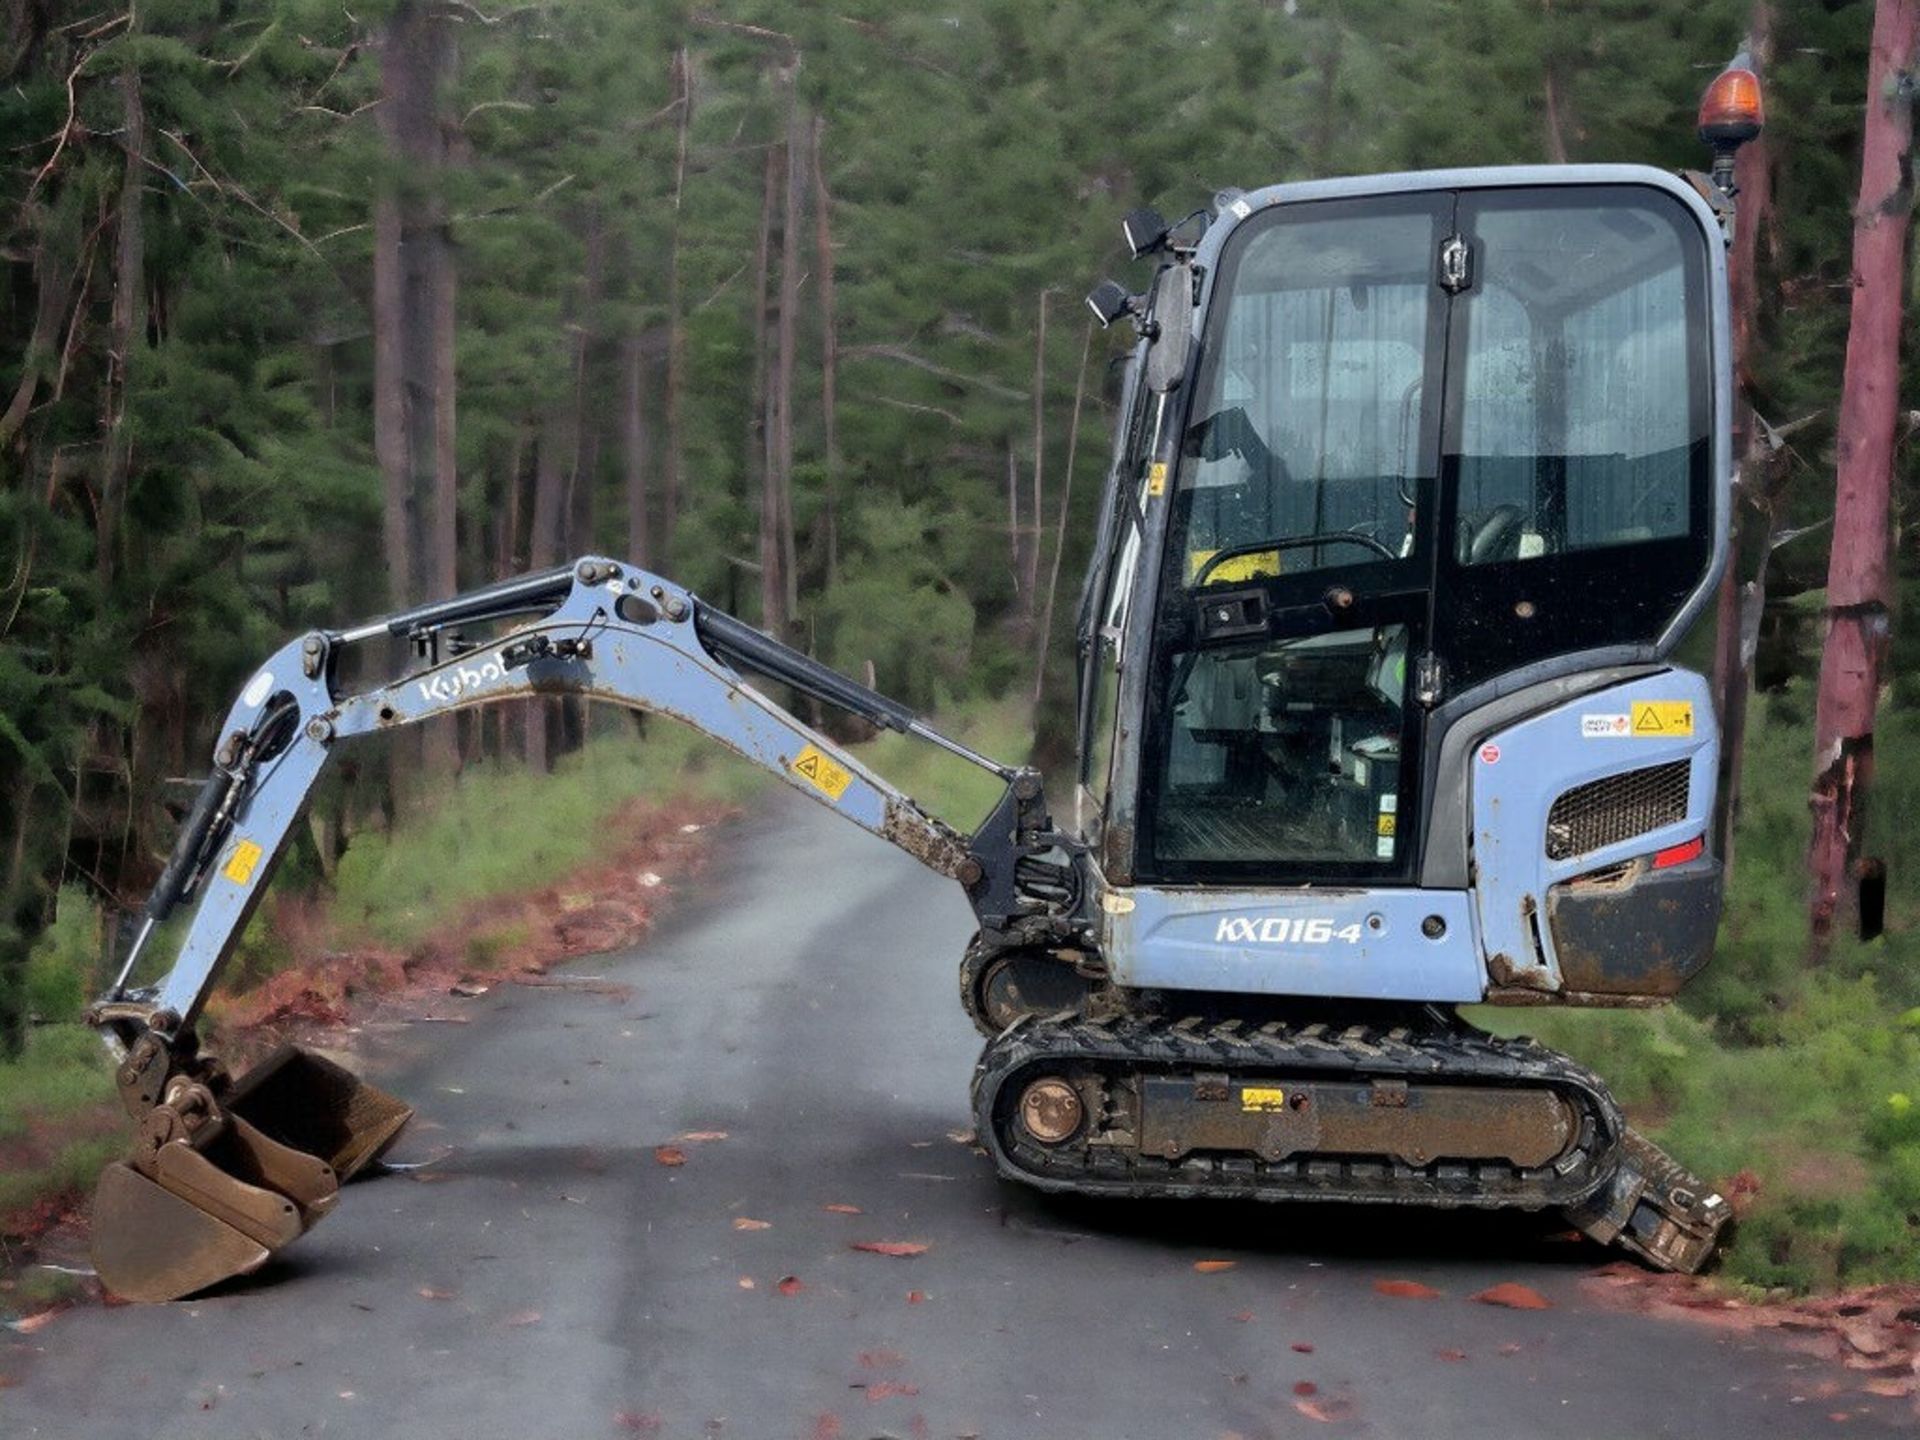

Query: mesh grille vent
[1545,760,1691,862]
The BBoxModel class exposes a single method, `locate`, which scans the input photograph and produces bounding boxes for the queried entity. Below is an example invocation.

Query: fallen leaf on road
[1434,1348,1469,1363]
[0,1375,19,1389]
[851,1241,929,1257]
[417,1286,456,1301]
[906,1290,927,1304]
[733,1218,771,1231]
[1863,1379,1913,1398]
[1294,1398,1353,1424]
[449,981,490,997]
[946,1128,975,1145]
[823,1203,863,1215]
[5,1309,59,1335]
[1291,1342,1314,1354]
[864,1382,920,1402]
[1472,1283,1551,1311]
[678,1131,729,1143]
[859,1349,905,1370]
[1293,1381,1318,1397]
[812,1414,842,1440]
[652,1146,687,1167]
[504,1309,542,1327]
[614,1411,663,1433]
[1193,1260,1237,1274]
[1374,1279,1440,1300]
[777,1275,805,1296]
[1231,1310,1254,1323]
[1497,1343,1525,1356]
[738,1277,756,1290]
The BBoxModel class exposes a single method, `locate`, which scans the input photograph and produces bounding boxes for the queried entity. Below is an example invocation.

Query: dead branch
[26,44,88,201]
[845,344,1027,402]
[690,12,797,54]
[862,391,962,425]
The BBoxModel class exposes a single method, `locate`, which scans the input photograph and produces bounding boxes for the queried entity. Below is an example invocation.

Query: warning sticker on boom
[222,838,264,886]
[790,744,854,801]
[1631,701,1694,737]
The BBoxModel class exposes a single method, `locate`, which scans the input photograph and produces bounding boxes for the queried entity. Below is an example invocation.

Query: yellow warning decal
[1241,1086,1287,1113]
[1187,548,1281,584]
[1146,461,1169,497]
[1631,701,1695,738]
[790,743,854,801]
[222,838,264,886]
[1377,812,1397,837]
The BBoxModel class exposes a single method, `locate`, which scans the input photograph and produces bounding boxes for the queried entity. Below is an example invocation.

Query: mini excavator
[85,73,1768,1300]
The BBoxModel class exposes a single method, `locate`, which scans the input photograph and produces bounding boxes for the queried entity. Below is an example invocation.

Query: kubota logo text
[418,654,507,705]
[1216,916,1364,945]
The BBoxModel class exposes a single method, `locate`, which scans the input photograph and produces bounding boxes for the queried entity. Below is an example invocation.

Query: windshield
[1173,198,1444,589]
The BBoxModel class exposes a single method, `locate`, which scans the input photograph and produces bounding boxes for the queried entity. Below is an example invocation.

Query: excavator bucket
[221,1045,415,1183]
[90,1046,412,1302]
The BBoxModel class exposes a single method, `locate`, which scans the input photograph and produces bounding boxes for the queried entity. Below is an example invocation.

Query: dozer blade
[221,1045,414,1181]
[92,1162,275,1304]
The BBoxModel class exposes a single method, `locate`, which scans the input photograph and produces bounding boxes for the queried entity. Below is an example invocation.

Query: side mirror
[1143,261,1192,394]
[1085,279,1133,328]
[1122,207,1171,260]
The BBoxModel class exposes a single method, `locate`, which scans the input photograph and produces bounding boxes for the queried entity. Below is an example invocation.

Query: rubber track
[971,1013,1626,1212]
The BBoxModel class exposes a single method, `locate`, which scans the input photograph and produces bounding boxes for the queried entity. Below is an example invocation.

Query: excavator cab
[1076,168,1727,1006]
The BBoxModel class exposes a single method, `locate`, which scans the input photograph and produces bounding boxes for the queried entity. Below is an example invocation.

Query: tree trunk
[373,0,453,785]
[1034,322,1095,703]
[424,190,461,774]
[809,110,840,581]
[661,43,692,562]
[773,59,805,628]
[524,414,571,772]
[1806,0,1918,954]
[1709,4,1775,865]
[751,136,778,628]
[622,336,651,566]
[97,61,144,585]
[1541,0,1570,164]
[1023,289,1049,641]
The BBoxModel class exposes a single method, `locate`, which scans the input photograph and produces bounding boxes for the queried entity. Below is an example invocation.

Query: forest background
[2,0,1917,1291]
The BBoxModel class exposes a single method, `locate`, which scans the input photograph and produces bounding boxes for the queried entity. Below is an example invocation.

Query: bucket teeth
[90,1045,413,1302]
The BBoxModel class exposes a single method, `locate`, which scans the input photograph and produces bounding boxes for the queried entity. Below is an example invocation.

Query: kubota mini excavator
[85,99,1765,1300]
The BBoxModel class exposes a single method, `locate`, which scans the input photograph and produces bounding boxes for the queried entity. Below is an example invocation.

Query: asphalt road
[4,789,1909,1439]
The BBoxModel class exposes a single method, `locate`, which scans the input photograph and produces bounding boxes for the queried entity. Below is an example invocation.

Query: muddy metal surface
[3,789,1910,1438]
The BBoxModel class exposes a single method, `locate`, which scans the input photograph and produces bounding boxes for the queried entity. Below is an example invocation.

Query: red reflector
[1652,836,1705,869]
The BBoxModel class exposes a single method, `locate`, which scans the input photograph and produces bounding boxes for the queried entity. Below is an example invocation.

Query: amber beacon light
[1698,55,1765,195]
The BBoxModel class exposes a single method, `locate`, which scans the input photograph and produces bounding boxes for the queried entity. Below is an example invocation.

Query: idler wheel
[1017,1077,1085,1146]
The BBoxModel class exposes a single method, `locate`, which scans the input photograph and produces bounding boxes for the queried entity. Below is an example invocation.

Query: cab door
[1134,193,1455,886]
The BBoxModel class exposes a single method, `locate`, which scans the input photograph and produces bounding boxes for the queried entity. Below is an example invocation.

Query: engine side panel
[1470,667,1718,997]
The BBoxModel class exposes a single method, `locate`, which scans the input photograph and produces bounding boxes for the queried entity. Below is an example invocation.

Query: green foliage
[854,696,1035,831]
[0,1025,115,1142]
[328,725,762,950]
[23,888,97,1023]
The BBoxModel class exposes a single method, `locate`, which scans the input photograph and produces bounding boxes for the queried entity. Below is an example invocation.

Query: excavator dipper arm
[84,556,1077,1301]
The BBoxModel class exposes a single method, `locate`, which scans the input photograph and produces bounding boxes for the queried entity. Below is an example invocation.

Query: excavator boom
[88,557,1078,1300]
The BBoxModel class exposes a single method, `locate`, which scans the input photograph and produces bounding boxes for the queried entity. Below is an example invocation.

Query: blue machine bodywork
[1106,667,1717,1003]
